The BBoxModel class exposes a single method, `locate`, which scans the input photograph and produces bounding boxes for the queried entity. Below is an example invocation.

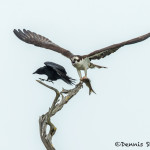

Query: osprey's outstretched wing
[13,29,74,59]
[83,32,150,60]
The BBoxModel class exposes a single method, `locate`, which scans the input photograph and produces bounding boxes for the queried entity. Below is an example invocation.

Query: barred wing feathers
[83,32,150,60]
[13,29,74,59]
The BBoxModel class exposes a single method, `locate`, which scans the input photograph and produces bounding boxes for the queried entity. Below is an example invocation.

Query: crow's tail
[61,74,76,85]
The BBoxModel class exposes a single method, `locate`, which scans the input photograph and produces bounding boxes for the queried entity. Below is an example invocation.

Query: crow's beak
[33,71,36,74]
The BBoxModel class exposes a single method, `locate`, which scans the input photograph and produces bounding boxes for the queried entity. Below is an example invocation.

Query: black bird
[33,62,75,85]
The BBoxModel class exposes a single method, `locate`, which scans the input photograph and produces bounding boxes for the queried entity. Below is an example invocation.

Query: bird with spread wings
[14,29,150,80]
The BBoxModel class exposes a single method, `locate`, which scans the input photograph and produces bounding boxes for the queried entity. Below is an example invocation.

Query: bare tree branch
[37,80,83,150]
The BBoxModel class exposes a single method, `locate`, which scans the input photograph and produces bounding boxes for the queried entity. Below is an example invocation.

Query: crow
[33,62,75,85]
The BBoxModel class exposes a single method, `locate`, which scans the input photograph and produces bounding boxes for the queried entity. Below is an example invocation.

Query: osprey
[33,61,75,85]
[14,29,150,79]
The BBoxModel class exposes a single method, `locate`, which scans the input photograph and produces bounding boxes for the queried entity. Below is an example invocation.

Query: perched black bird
[33,62,75,85]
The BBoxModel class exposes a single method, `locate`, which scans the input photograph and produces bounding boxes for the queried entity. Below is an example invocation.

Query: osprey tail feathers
[89,63,107,69]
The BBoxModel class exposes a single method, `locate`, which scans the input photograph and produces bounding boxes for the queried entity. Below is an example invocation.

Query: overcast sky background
[1,0,150,150]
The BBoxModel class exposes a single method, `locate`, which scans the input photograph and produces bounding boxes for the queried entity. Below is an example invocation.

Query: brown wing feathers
[14,29,150,61]
[13,29,74,59]
[84,32,150,60]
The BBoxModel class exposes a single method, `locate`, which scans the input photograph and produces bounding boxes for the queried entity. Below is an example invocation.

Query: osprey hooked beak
[72,60,75,64]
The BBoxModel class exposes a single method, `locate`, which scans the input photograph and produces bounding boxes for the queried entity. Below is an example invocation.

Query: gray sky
[1,0,150,149]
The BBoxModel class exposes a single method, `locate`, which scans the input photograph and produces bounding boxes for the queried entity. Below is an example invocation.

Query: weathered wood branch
[37,80,83,150]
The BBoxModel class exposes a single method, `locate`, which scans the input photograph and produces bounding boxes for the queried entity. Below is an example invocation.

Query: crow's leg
[46,78,54,84]
[39,78,45,81]
[50,81,54,84]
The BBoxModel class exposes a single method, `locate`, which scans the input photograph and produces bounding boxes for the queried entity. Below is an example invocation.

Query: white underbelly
[73,58,90,70]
